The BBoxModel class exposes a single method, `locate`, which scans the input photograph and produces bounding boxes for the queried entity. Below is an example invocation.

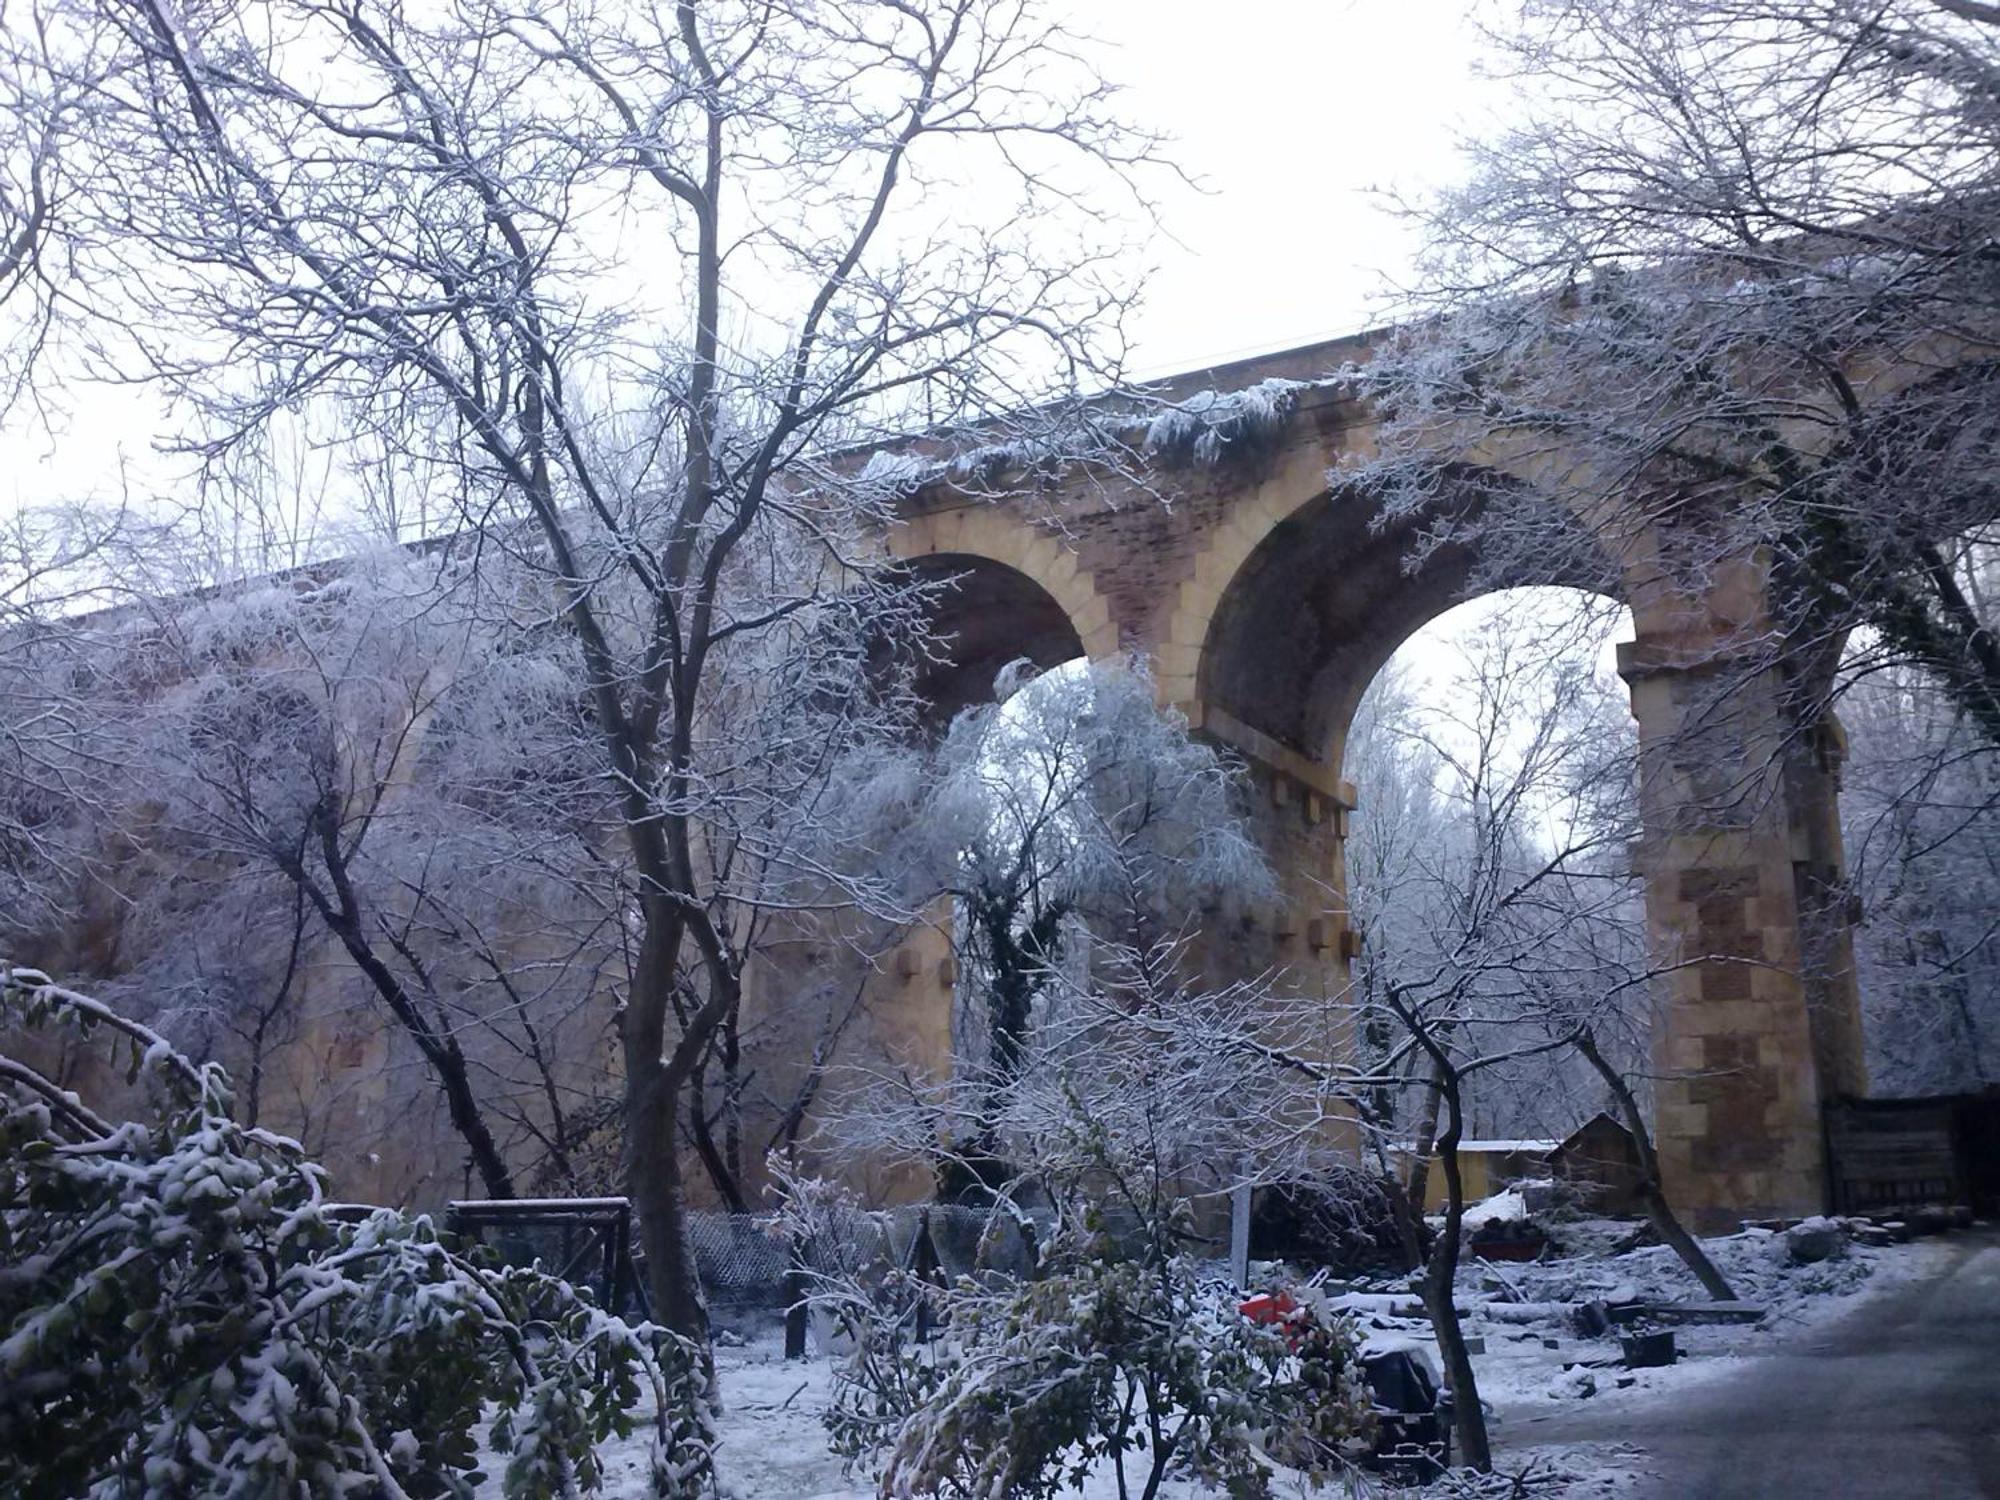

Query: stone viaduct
[870,330,1868,1232]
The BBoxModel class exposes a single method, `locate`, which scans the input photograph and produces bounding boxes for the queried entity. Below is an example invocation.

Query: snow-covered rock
[1785,1216,1849,1265]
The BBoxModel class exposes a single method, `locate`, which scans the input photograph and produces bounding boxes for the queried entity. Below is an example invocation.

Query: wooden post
[783,1232,809,1360]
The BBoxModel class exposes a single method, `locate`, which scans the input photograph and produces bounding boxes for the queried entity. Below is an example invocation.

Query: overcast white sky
[1090,0,1493,376]
[0,2,1496,519]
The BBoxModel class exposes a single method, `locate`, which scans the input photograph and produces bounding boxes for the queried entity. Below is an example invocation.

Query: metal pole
[1229,1171,1252,1289]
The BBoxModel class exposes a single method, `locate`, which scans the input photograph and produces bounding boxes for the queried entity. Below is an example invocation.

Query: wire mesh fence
[449,1194,1052,1341]
[685,1201,1043,1339]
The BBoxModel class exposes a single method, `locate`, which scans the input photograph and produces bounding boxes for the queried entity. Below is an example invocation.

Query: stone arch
[1170,467,1631,1008]
[1192,473,1627,779]
[1153,440,1333,710]
[888,505,1118,658]
[889,548,1084,728]
[1179,453,1869,1228]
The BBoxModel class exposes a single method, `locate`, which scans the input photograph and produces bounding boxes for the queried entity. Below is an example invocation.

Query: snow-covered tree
[915,658,1273,1187]
[791,946,1376,1499]
[810,656,1335,1233]
[1842,652,2000,1093]
[823,1204,1369,1500]
[1,546,638,1208]
[6,0,1162,1343]
[1343,602,1645,1150]
[0,502,151,958]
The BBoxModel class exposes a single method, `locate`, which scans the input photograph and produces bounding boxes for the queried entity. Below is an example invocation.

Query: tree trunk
[1402,1054,1447,1222]
[616,826,738,1354]
[1423,1071,1492,1472]
[626,1054,711,1347]
[1574,1028,1737,1302]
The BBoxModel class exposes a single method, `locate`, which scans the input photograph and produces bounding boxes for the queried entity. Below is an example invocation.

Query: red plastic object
[1239,1290,1313,1350]
[1237,1291,1297,1324]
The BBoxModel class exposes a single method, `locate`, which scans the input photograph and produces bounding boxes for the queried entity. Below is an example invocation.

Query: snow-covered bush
[824,1212,1370,1499]
[0,966,715,1498]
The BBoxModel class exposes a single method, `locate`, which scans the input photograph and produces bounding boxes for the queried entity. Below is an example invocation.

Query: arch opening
[1340,585,1642,1147]
[1192,479,1645,1162]
[1341,586,1636,818]
[894,552,1086,731]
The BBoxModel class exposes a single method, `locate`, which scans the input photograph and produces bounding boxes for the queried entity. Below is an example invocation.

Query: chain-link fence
[684,1201,1044,1338]
[453,1195,1053,1340]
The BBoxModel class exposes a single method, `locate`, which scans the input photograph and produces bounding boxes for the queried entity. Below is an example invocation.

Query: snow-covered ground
[1453,1223,1952,1496]
[540,1338,1301,1499]
[1471,1221,1950,1419]
[498,1223,1947,1499]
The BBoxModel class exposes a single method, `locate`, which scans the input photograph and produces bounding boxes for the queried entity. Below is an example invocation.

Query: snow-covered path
[1500,1229,2000,1498]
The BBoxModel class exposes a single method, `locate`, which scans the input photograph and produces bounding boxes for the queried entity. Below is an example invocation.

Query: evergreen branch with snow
[0,965,716,1498]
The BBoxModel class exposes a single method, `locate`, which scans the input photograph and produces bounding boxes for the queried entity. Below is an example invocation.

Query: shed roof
[1554,1112,1637,1153]
[1452,1139,1559,1155]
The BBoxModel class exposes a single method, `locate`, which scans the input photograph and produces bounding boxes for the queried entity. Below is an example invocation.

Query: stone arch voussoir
[887,504,1120,661]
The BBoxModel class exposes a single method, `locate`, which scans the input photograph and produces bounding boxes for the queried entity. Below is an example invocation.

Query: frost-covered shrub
[0,966,715,1498]
[825,1215,1370,1500]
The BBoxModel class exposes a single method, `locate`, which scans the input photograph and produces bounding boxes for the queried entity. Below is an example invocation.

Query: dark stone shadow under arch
[888,552,1086,734]
[1199,477,1627,772]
